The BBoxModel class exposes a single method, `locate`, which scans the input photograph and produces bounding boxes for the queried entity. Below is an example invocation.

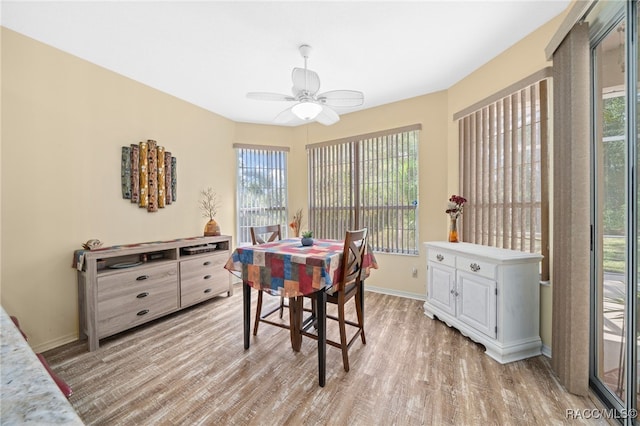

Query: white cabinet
[424,242,542,364]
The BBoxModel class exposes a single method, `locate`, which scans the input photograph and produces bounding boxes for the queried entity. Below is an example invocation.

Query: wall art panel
[121,140,177,212]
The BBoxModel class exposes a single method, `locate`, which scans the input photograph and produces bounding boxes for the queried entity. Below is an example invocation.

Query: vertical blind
[457,78,550,280]
[234,144,289,245]
[307,125,420,254]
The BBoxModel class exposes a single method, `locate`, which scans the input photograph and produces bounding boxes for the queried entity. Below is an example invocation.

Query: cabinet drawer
[456,256,496,280]
[97,263,179,337]
[427,249,455,268]
[180,254,229,306]
[180,252,226,275]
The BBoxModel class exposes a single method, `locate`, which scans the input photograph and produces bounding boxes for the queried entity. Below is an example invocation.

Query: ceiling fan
[246,44,364,126]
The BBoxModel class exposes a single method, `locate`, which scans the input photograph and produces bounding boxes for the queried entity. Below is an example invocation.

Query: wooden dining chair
[301,228,368,372]
[250,224,287,335]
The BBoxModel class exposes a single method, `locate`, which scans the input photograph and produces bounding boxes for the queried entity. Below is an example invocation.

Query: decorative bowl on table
[82,239,103,250]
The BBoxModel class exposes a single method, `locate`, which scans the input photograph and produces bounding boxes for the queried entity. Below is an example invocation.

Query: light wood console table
[75,235,232,351]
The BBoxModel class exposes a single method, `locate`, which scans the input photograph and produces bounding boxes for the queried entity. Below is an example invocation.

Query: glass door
[590,1,638,422]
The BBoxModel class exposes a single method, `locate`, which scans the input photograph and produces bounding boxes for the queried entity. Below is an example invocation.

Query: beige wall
[1,28,238,349]
[2,6,567,352]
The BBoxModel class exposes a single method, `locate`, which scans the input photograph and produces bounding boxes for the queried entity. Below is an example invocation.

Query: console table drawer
[427,249,456,267]
[180,253,226,276]
[98,263,178,298]
[181,269,229,306]
[456,256,496,280]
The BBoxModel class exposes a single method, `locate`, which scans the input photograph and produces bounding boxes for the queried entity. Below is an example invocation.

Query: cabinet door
[457,271,497,339]
[427,262,456,316]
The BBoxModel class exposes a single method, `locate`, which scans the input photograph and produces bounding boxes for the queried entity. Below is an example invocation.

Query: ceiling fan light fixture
[292,102,322,121]
[247,44,361,126]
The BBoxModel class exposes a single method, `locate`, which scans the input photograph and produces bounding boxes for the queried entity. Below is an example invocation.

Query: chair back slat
[339,228,368,291]
[250,224,282,245]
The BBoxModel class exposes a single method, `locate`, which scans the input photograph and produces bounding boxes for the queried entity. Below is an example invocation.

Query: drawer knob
[136,275,149,281]
[203,261,212,266]
[136,309,149,316]
[204,288,212,294]
[136,292,149,299]
[470,263,481,272]
[436,254,444,262]
[204,274,212,280]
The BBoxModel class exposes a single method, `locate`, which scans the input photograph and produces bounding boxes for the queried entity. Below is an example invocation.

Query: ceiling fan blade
[274,106,297,124]
[247,92,295,102]
[292,67,320,95]
[315,105,340,126]
[317,90,364,108]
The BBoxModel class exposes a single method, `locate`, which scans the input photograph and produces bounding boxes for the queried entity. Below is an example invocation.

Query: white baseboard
[364,285,425,301]
[32,333,78,354]
[541,344,552,358]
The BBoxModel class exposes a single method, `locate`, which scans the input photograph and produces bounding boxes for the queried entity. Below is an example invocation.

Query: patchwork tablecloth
[224,238,378,297]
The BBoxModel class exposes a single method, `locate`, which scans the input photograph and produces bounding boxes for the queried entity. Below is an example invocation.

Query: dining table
[224,237,378,387]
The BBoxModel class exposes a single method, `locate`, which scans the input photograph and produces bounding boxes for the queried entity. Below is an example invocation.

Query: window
[234,144,288,245]
[307,125,420,255]
[455,73,549,280]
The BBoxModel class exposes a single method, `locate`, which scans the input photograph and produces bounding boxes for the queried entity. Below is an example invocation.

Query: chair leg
[253,290,264,336]
[338,300,350,372]
[279,295,285,319]
[355,289,366,345]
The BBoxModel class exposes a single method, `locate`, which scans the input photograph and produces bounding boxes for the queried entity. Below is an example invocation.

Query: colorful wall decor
[139,141,148,208]
[147,139,158,212]
[121,140,177,212]
[164,151,172,205]
[130,144,140,203]
[171,156,177,202]
[121,147,131,199]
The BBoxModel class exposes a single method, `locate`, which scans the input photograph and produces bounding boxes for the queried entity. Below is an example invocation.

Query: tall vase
[448,217,459,243]
[204,218,221,236]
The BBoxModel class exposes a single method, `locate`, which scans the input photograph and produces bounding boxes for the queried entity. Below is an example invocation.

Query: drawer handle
[436,254,444,262]
[204,288,212,294]
[136,275,149,281]
[470,263,481,272]
[203,261,212,266]
[136,309,149,316]
[136,292,149,299]
[204,274,212,280]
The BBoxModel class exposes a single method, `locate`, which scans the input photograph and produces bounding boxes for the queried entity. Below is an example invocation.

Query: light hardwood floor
[44,285,607,425]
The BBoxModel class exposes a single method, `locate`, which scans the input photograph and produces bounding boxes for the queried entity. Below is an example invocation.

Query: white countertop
[1,307,84,425]
[425,241,543,263]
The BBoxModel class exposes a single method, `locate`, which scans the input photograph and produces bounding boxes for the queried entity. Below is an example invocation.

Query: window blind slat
[518,90,528,251]
[529,84,538,253]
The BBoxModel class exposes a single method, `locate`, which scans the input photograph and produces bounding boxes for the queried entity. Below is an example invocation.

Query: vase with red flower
[445,195,467,243]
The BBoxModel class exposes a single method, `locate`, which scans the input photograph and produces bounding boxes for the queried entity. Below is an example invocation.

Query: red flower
[446,195,467,219]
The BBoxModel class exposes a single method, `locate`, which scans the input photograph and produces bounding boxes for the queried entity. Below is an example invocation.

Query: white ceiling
[1,0,570,126]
